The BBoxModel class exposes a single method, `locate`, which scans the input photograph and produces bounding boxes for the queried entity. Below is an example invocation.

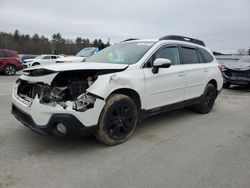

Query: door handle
[203,68,209,72]
[178,71,185,77]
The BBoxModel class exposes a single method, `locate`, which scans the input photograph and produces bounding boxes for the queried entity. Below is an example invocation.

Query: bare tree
[237,48,247,55]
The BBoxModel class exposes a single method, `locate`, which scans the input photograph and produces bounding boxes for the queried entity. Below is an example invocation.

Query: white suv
[12,35,223,145]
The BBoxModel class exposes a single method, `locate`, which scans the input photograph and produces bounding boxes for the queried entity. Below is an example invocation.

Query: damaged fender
[86,68,146,109]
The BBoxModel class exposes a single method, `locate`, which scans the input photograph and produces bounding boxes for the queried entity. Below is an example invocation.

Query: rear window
[181,47,200,64]
[198,48,214,63]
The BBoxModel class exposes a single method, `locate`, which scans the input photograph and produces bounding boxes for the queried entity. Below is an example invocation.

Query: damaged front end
[16,69,117,112]
[223,68,250,85]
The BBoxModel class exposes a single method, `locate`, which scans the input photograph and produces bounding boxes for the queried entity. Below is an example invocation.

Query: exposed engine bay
[17,70,116,112]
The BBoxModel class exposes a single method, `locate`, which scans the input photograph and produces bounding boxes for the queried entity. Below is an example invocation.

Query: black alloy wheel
[95,94,137,145]
[107,103,134,140]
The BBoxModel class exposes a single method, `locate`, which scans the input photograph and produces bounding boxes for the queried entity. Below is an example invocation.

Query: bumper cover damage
[223,68,250,85]
[12,104,97,137]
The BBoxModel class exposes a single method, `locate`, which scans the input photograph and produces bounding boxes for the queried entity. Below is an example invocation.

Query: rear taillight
[218,65,223,73]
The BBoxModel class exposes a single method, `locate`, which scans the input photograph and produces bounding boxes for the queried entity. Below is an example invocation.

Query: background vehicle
[22,54,62,67]
[12,35,223,145]
[223,57,250,88]
[56,47,99,63]
[19,54,37,64]
[0,49,23,75]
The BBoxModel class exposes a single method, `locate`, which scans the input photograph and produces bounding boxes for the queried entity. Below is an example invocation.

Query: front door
[143,46,186,110]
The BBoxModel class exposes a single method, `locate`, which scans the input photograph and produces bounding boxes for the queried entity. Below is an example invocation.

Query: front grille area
[224,69,250,78]
[232,71,250,78]
[12,104,33,126]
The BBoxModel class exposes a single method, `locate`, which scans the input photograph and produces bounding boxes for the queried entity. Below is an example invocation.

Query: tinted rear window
[198,48,214,63]
[181,47,199,64]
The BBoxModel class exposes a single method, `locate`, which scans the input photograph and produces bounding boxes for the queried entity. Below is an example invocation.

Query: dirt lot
[0,74,250,188]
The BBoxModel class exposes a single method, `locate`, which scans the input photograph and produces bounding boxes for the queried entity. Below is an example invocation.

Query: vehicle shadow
[229,85,250,92]
[14,107,194,154]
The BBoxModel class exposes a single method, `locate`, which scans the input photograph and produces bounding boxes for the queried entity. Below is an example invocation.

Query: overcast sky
[0,0,249,53]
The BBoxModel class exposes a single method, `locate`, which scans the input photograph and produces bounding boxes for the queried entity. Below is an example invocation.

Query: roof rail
[159,35,206,47]
[122,38,139,42]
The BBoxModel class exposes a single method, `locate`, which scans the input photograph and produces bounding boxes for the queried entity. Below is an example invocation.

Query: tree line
[0,30,110,55]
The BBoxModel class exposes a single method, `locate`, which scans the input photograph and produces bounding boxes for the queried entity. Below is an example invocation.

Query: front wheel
[32,62,40,66]
[95,94,138,145]
[192,84,217,114]
[4,65,16,75]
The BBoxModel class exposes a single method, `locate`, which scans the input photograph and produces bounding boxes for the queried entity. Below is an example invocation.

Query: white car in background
[56,47,99,63]
[23,54,62,67]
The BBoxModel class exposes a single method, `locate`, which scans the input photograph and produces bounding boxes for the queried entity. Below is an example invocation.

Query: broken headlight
[73,93,96,112]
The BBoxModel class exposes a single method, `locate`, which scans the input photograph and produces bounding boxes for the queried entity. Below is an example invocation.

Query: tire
[95,94,138,145]
[4,65,16,75]
[223,82,230,89]
[192,84,217,114]
[32,62,40,66]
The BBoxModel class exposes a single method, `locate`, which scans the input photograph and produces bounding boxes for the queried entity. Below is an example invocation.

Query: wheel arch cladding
[208,79,217,90]
[207,79,219,97]
[109,88,142,114]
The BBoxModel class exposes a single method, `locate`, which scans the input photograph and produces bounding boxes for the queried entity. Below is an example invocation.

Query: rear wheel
[4,65,16,75]
[95,94,138,145]
[192,84,217,114]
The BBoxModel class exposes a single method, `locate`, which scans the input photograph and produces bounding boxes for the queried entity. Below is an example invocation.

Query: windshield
[238,57,250,63]
[34,55,44,59]
[76,48,97,57]
[85,42,154,64]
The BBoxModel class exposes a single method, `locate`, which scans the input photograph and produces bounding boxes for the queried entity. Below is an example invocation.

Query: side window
[0,51,6,57]
[198,48,214,63]
[181,47,200,64]
[51,56,57,59]
[155,47,180,65]
[43,56,50,59]
[4,51,14,57]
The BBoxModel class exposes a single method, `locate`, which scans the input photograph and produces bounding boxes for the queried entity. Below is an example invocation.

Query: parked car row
[0,47,100,75]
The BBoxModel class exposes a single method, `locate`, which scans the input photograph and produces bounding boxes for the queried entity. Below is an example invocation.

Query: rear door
[180,46,208,100]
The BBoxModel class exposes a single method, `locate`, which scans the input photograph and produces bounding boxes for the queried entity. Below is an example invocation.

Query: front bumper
[224,75,250,85]
[12,104,97,137]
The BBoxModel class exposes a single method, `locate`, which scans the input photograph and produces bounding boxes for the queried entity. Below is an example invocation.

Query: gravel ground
[0,74,250,188]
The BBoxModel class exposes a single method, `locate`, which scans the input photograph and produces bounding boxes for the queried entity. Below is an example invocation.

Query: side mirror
[152,58,171,74]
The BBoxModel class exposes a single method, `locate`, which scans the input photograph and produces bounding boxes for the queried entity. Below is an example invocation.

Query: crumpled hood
[23,62,128,72]
[225,62,250,71]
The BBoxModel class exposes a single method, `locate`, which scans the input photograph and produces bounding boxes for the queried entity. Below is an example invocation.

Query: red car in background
[0,49,23,75]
